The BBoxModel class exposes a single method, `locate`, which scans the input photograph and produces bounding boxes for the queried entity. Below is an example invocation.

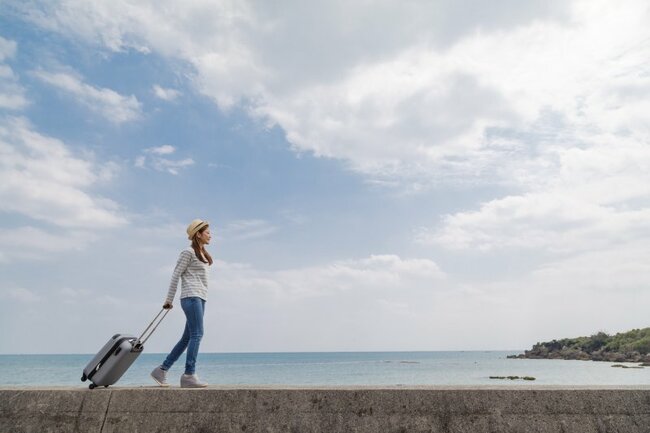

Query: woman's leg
[161,319,190,371]
[181,297,205,375]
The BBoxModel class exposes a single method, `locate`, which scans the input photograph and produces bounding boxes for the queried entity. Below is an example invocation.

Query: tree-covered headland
[509,328,650,363]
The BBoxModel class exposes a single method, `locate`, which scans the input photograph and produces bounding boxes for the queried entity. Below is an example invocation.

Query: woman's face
[197,228,211,245]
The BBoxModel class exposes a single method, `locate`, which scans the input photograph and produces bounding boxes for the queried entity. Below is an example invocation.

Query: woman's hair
[191,225,213,265]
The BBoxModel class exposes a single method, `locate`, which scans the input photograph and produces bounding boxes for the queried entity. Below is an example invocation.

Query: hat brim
[187,221,209,239]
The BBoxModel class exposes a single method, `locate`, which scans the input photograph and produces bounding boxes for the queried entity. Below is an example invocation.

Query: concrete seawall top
[2,386,650,433]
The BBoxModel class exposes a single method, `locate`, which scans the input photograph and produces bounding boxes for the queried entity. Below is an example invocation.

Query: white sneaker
[150,366,170,387]
[180,373,208,388]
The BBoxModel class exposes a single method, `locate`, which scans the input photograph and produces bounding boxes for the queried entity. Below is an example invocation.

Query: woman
[151,219,213,388]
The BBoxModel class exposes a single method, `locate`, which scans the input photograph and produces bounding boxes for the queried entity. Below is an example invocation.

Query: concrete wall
[1,387,649,433]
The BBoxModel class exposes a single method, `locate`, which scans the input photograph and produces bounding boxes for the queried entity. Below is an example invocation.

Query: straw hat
[186,219,209,240]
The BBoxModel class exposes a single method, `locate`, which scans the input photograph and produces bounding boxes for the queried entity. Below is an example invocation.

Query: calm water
[0,351,648,387]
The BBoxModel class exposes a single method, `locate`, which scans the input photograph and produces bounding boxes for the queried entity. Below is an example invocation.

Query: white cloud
[134,155,146,168]
[152,84,181,101]
[215,254,445,299]
[531,242,650,294]
[0,226,97,261]
[406,1,650,259]
[135,145,194,175]
[135,144,194,174]
[17,1,649,262]
[132,221,186,239]
[203,252,650,351]
[220,219,277,241]
[0,116,127,228]
[14,1,650,188]
[453,241,650,344]
[420,134,650,253]
[1,285,119,308]
[0,287,42,303]
[59,287,92,297]
[57,286,119,306]
[424,193,650,253]
[151,157,194,175]
[0,36,28,110]
[258,0,650,183]
[146,144,175,155]
[0,37,16,60]
[202,254,452,350]
[32,69,142,123]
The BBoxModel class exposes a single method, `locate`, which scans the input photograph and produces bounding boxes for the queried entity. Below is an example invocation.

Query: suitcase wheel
[81,374,87,382]
[89,383,96,390]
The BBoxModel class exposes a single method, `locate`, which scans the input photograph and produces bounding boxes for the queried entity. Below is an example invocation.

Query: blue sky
[1,0,649,354]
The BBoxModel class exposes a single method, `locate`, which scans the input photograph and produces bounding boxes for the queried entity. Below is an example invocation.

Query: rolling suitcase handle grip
[135,308,170,348]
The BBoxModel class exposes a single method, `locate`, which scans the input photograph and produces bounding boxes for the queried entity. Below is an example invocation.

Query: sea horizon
[2,351,648,388]
[0,349,527,356]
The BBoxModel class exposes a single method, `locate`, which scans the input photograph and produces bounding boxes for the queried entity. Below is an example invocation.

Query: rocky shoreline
[507,349,650,363]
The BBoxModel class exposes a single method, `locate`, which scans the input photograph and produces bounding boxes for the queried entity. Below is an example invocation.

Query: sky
[0,0,649,354]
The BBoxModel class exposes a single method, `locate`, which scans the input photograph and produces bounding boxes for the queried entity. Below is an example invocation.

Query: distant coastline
[508,328,650,363]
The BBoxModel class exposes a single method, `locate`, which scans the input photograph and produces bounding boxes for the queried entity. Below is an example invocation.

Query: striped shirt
[165,248,210,304]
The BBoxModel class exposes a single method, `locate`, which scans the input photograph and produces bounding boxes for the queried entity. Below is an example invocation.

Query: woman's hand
[163,302,173,310]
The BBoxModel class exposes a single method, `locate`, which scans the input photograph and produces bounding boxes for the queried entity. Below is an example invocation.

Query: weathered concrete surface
[1,387,649,433]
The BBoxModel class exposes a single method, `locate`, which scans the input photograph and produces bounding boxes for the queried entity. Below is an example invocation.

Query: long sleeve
[165,250,192,304]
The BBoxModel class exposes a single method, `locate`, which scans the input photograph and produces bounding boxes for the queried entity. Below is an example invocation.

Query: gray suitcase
[82,309,168,389]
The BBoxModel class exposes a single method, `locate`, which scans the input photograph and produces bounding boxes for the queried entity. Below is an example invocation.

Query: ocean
[0,351,648,387]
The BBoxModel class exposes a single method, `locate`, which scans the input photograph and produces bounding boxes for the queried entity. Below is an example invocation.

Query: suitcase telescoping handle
[135,308,169,348]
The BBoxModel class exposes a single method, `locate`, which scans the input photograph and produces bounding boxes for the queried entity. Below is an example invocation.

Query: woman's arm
[164,250,192,306]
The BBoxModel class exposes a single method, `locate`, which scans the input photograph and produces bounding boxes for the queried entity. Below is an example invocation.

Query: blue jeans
[161,297,205,375]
